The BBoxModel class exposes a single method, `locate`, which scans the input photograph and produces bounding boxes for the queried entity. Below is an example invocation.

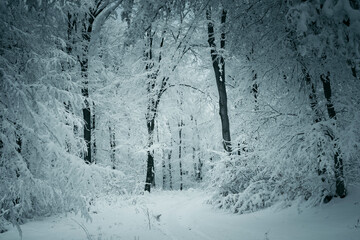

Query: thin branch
[168,83,206,94]
[71,218,93,240]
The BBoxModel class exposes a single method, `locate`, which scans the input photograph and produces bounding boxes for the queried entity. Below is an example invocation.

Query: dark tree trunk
[252,74,259,111]
[162,150,166,189]
[0,117,3,158]
[128,126,131,160]
[145,116,155,192]
[79,6,106,164]
[167,121,173,190]
[320,73,346,198]
[0,139,3,159]
[71,2,114,164]
[109,125,116,169]
[168,149,173,190]
[303,68,328,184]
[79,13,94,164]
[92,102,96,162]
[64,101,72,153]
[144,28,156,192]
[159,122,167,189]
[247,44,259,112]
[82,86,92,164]
[178,120,183,191]
[15,131,21,154]
[192,146,197,179]
[206,8,231,153]
[302,67,334,203]
[143,27,168,192]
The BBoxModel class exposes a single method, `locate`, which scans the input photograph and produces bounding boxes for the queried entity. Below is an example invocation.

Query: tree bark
[302,67,329,185]
[178,120,183,191]
[92,102,96,162]
[79,12,94,164]
[144,28,156,192]
[167,121,173,190]
[162,150,166,189]
[67,10,93,164]
[252,70,259,111]
[81,70,92,163]
[109,125,116,169]
[78,1,115,164]
[206,8,231,153]
[144,27,168,192]
[145,117,155,192]
[168,149,173,190]
[320,72,346,198]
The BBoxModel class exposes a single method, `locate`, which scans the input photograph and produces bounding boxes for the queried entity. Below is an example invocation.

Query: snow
[2,187,360,240]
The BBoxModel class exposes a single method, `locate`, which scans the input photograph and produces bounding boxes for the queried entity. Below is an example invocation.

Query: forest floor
[2,187,360,240]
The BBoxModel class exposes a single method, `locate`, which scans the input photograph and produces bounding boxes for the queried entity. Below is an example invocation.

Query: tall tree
[73,0,122,164]
[144,27,157,191]
[320,72,346,198]
[206,7,231,153]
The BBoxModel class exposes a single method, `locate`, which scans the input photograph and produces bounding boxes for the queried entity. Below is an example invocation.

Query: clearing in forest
[2,188,360,240]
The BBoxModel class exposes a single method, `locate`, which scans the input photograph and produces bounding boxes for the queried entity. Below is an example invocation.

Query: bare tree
[206,8,231,153]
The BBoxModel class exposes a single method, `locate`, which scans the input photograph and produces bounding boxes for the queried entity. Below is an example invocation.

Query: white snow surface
[2,187,360,240]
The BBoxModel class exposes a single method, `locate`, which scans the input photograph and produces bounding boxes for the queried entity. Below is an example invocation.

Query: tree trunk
[67,11,92,164]
[143,27,168,192]
[302,67,334,202]
[320,72,346,198]
[92,102,96,163]
[168,149,173,190]
[162,150,166,189]
[167,121,173,190]
[69,1,119,164]
[109,125,116,169]
[64,101,72,153]
[144,28,156,192]
[191,116,202,181]
[303,67,327,181]
[80,13,94,164]
[81,70,92,164]
[252,71,259,111]
[206,8,231,153]
[159,121,167,189]
[178,120,183,191]
[145,116,155,192]
[0,117,3,158]
[0,139,2,160]
[193,147,203,182]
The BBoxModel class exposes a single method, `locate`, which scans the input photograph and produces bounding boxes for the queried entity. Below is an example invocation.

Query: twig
[71,218,93,240]
[146,208,151,230]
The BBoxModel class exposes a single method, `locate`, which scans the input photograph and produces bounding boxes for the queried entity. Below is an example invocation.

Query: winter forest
[1,0,360,239]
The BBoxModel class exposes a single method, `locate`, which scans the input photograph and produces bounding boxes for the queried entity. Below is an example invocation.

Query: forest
[1,0,360,239]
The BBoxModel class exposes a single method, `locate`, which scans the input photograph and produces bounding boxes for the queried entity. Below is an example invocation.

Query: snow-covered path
[2,188,360,240]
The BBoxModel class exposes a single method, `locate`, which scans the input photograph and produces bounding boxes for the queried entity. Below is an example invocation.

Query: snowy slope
[1,187,359,240]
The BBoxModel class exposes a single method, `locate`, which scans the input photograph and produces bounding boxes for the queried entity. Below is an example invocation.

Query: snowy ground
[2,187,360,240]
